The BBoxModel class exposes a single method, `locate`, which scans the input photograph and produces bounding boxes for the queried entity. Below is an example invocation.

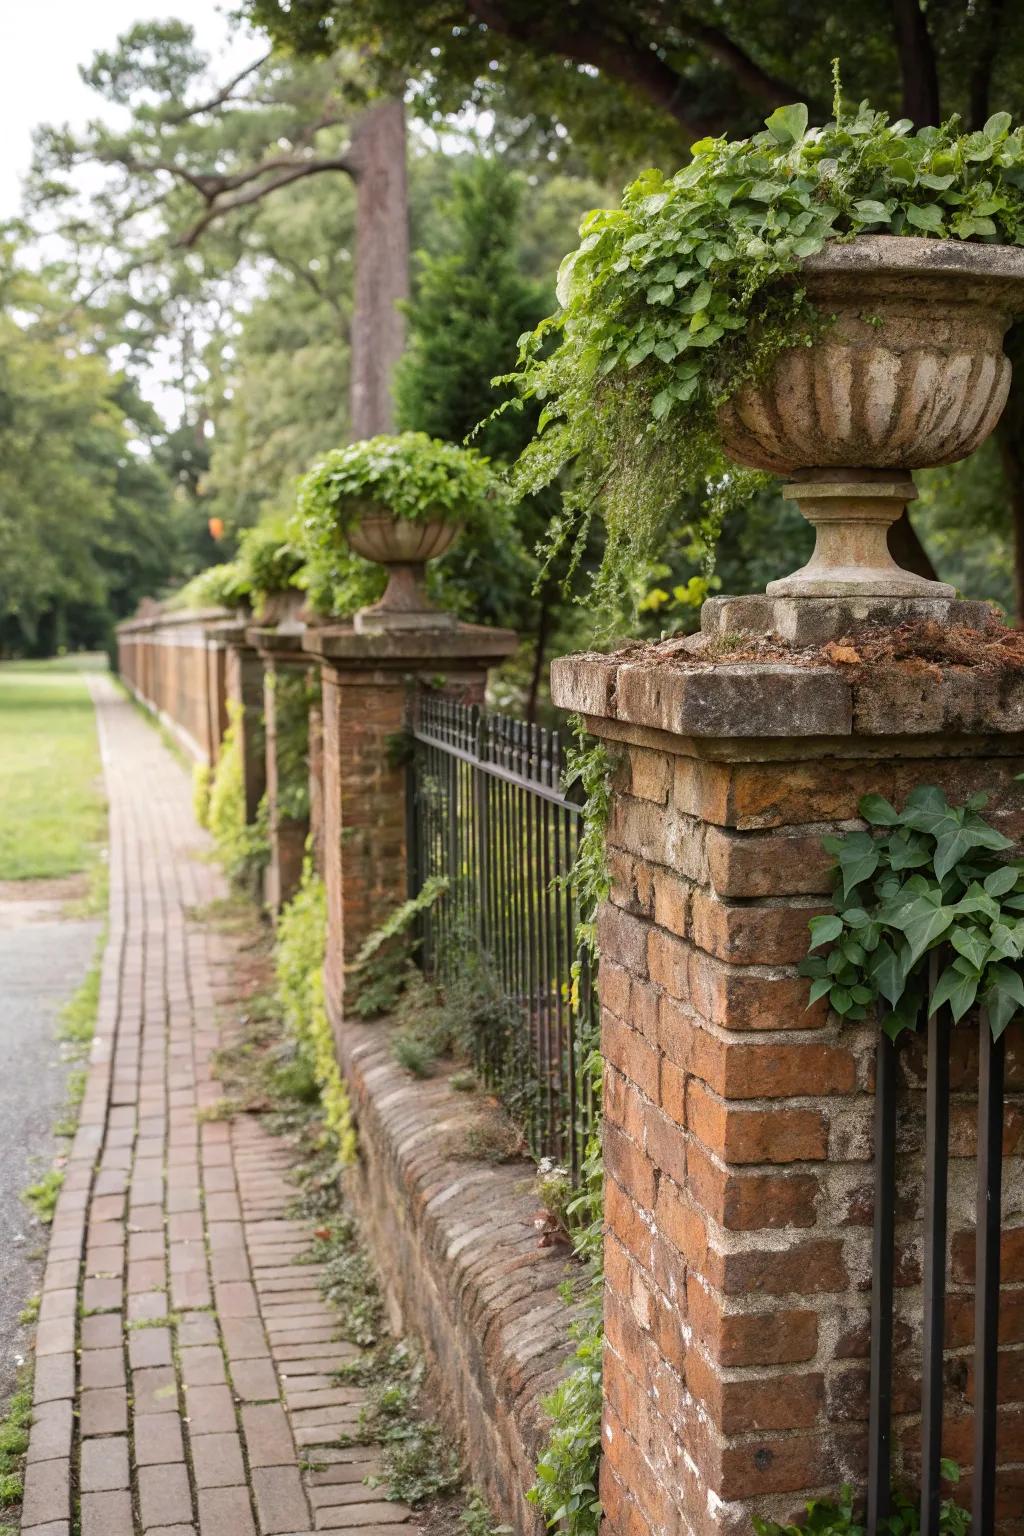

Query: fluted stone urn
[717,236,1024,598]
[346,509,459,633]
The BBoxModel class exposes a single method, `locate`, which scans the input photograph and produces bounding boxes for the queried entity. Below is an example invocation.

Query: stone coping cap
[303,621,517,666]
[246,623,309,660]
[117,606,229,633]
[550,649,1024,741]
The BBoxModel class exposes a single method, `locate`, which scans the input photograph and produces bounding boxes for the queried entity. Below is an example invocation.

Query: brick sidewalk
[20,675,415,1536]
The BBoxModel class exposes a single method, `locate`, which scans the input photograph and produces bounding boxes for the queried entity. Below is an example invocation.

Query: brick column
[304,624,515,1029]
[211,621,266,824]
[249,627,312,915]
[550,623,1024,1536]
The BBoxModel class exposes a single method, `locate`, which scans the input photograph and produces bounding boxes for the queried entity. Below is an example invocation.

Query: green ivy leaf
[983,864,1020,897]
[836,832,880,897]
[983,964,1024,1038]
[930,963,980,1023]
[808,914,844,949]
[951,926,990,970]
[765,102,809,145]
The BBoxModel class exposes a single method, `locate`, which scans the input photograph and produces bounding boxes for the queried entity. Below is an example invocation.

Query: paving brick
[251,1466,311,1533]
[80,1435,130,1493]
[197,1486,258,1536]
[185,1384,237,1434]
[135,1412,186,1466]
[181,1345,228,1387]
[242,1403,295,1467]
[80,1387,128,1436]
[133,1366,180,1415]
[20,1456,71,1525]
[191,1431,247,1489]
[24,1400,73,1464]
[81,1489,133,1536]
[139,1462,194,1528]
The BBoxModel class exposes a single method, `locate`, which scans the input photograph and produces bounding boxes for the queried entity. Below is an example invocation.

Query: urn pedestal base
[769,472,954,602]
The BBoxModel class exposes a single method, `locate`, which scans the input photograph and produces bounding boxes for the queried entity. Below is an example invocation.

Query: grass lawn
[0,657,106,880]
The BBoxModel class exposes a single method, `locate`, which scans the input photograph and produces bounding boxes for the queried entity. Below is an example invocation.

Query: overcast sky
[0,0,261,219]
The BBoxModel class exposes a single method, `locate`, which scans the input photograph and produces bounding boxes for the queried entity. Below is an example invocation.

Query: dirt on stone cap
[609,614,1024,676]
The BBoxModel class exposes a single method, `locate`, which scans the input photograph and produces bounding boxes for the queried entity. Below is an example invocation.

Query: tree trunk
[888,509,938,582]
[970,0,1006,130]
[891,0,941,124]
[349,98,409,440]
[526,587,553,724]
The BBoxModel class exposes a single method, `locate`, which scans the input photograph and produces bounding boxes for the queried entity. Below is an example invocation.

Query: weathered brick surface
[550,650,1024,1535]
[331,1014,578,1533]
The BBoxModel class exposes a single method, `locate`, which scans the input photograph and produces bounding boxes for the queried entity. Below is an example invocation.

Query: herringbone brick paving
[20,674,415,1535]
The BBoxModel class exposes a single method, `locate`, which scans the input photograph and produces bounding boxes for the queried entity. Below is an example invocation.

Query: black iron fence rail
[868,954,1010,1535]
[407,692,597,1178]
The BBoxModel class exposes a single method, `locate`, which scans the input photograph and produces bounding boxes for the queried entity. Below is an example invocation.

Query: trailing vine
[800,785,1024,1039]
[528,721,612,1536]
[348,875,451,1018]
[505,79,1024,620]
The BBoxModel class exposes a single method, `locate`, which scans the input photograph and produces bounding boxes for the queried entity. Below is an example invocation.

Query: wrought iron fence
[868,952,1011,1534]
[406,691,597,1177]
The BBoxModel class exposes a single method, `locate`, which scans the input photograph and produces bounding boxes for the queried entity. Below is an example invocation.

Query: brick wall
[552,652,1024,1536]
[116,611,231,765]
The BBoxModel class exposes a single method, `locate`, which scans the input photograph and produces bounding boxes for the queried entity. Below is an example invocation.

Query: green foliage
[459,1491,513,1536]
[207,702,269,892]
[528,1291,603,1534]
[275,860,357,1164]
[192,762,212,829]
[801,786,1024,1040]
[359,1346,462,1505]
[298,432,501,537]
[0,1371,32,1522]
[170,563,250,613]
[562,728,613,970]
[350,875,450,1018]
[237,520,306,614]
[22,1168,64,1224]
[508,93,1024,621]
[268,668,313,822]
[752,1466,969,1534]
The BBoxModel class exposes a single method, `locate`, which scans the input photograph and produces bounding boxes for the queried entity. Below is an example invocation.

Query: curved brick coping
[334,1017,581,1532]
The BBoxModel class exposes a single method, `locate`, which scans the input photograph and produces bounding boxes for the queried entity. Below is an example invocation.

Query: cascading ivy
[505,78,1024,622]
[800,785,1024,1039]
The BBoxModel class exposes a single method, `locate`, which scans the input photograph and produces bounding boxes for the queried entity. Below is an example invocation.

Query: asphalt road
[0,909,99,1404]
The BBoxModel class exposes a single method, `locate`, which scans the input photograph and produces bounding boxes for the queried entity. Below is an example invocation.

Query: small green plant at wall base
[0,1370,32,1521]
[350,875,450,1018]
[275,860,356,1164]
[207,701,270,893]
[192,761,211,828]
[752,1465,969,1533]
[800,785,1024,1039]
[505,82,1024,620]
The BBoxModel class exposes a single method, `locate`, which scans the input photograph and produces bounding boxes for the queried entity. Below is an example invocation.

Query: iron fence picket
[407,690,596,1178]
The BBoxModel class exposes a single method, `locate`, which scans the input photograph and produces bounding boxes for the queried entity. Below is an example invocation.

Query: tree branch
[174,154,356,246]
[161,50,273,124]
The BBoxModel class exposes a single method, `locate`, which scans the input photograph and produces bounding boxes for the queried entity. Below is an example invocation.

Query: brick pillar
[249,627,312,915]
[550,635,1024,1536]
[304,624,515,1029]
[307,690,326,878]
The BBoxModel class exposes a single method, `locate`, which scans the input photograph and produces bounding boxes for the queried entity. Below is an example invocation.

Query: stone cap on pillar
[302,621,517,677]
[203,616,253,649]
[551,617,1024,748]
[246,623,311,667]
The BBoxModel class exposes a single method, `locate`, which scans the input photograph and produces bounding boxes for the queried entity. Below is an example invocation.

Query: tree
[31,23,407,438]
[0,247,175,654]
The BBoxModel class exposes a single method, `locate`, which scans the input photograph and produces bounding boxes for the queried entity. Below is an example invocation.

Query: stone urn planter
[717,236,1024,597]
[256,588,306,633]
[346,509,460,633]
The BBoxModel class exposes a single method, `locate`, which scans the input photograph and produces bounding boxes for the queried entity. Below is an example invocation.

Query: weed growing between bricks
[0,1367,33,1533]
